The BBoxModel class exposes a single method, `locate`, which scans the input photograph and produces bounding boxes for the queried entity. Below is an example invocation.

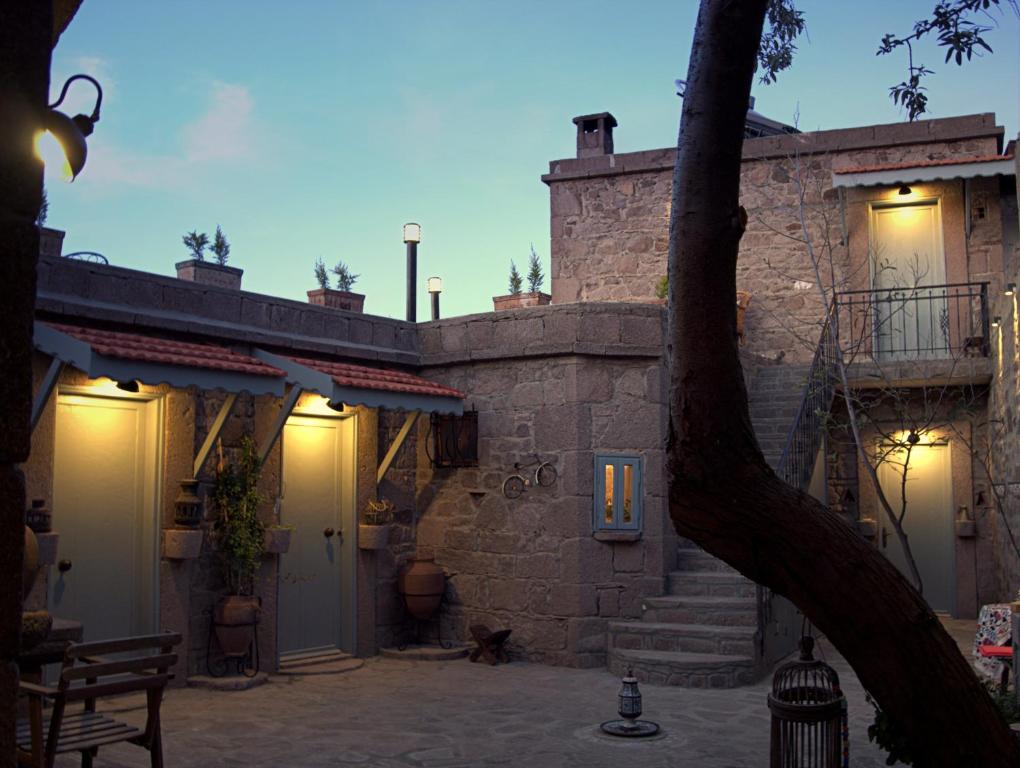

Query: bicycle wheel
[502,474,526,499]
[535,461,557,487]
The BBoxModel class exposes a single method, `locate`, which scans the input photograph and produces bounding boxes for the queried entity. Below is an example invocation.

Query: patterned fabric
[973,603,1012,682]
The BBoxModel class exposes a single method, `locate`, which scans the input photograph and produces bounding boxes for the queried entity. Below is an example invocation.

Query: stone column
[0,3,52,764]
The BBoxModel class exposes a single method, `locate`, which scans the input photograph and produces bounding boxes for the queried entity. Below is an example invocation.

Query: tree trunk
[666,1,1020,765]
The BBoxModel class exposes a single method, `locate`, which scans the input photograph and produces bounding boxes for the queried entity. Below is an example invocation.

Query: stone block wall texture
[544,114,1008,363]
[414,304,672,667]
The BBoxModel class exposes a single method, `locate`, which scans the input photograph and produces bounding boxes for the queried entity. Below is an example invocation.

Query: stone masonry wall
[414,303,673,668]
[545,114,1007,364]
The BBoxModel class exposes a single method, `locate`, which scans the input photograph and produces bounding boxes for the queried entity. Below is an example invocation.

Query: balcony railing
[834,282,989,361]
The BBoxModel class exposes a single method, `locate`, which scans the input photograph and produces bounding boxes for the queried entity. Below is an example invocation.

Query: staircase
[605,361,815,688]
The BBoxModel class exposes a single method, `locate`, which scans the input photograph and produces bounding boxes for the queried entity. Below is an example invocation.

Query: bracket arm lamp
[38,74,103,181]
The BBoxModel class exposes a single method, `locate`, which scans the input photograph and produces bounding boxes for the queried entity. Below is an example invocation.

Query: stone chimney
[573,112,617,158]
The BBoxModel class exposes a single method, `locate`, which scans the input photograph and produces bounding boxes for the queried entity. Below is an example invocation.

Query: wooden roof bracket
[258,384,304,465]
[377,410,421,485]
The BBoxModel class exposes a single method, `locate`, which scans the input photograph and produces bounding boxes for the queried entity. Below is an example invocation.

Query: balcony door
[869,201,948,359]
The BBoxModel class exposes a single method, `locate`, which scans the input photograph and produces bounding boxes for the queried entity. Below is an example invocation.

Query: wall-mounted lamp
[116,379,140,393]
[897,185,912,196]
[427,276,443,321]
[906,431,920,445]
[992,316,1002,328]
[403,223,421,323]
[35,74,103,181]
[1005,283,1016,297]
[327,400,346,412]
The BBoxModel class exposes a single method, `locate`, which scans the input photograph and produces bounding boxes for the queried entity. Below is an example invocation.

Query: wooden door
[278,413,356,657]
[877,441,955,615]
[50,392,161,641]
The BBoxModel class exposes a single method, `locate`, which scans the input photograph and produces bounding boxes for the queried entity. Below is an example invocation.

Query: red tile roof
[290,356,464,399]
[833,154,1013,174]
[48,323,284,378]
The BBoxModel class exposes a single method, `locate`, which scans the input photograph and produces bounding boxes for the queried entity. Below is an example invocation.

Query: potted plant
[358,498,392,551]
[175,226,243,289]
[210,436,265,659]
[493,245,551,310]
[307,257,366,312]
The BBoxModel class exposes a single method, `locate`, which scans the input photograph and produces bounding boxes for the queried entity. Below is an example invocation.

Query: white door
[870,202,948,358]
[877,441,955,615]
[278,412,356,657]
[50,392,161,641]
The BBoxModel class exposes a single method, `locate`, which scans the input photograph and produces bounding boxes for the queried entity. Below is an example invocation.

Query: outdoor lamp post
[36,74,103,181]
[427,276,442,321]
[403,223,421,322]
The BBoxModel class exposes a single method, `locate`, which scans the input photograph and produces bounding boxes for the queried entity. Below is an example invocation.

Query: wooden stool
[469,624,511,665]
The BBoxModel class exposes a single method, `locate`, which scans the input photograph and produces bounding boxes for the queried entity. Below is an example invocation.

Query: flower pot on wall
[263,527,292,554]
[213,595,261,658]
[492,292,551,311]
[39,227,65,258]
[25,499,51,533]
[163,529,204,560]
[358,523,390,551]
[175,259,243,290]
[307,288,366,313]
[397,557,446,620]
[855,519,878,540]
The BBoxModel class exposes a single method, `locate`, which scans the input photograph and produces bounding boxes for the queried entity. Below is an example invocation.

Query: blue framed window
[594,454,643,532]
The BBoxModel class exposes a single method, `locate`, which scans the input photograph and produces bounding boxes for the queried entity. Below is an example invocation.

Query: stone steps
[641,595,758,626]
[608,648,758,688]
[667,570,758,598]
[608,621,757,656]
[674,549,740,574]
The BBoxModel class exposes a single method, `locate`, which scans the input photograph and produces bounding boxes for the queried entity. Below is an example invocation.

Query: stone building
[19,109,1020,690]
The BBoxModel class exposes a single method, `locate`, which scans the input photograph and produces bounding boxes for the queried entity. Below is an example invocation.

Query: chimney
[573,112,617,159]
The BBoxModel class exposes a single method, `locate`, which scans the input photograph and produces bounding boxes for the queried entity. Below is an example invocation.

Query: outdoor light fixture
[906,431,920,445]
[897,185,912,196]
[404,223,421,322]
[116,379,140,393]
[36,74,103,181]
[1006,283,1016,297]
[327,400,345,412]
[992,316,1002,328]
[427,276,443,321]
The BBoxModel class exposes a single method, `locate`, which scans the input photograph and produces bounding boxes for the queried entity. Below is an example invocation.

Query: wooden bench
[17,631,181,768]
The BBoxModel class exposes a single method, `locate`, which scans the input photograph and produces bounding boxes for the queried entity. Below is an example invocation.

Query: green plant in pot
[210,436,266,661]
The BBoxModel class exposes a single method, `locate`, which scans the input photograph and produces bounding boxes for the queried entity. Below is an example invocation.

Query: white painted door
[50,392,161,641]
[870,202,948,358]
[877,442,955,615]
[279,413,356,656]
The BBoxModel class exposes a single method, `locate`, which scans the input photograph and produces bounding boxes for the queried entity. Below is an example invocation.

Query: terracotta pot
[23,527,39,599]
[307,288,366,313]
[398,557,446,620]
[492,292,551,311]
[213,595,261,658]
[26,499,51,533]
[163,529,204,560]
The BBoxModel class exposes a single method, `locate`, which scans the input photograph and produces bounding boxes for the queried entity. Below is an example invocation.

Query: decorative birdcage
[768,636,849,768]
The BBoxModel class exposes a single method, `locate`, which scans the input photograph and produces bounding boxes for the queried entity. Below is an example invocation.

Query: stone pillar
[572,112,617,158]
[0,2,53,764]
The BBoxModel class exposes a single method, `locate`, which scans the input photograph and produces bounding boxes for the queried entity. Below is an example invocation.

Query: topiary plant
[332,260,359,292]
[211,436,265,596]
[182,230,209,261]
[211,225,230,266]
[527,244,544,293]
[314,257,330,289]
[508,261,523,295]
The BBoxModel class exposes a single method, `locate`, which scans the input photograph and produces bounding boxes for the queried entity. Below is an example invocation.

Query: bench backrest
[56,632,182,703]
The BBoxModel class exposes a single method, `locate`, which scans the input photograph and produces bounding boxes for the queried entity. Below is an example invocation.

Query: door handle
[323,527,335,538]
[58,559,72,573]
[881,528,890,549]
[336,529,344,544]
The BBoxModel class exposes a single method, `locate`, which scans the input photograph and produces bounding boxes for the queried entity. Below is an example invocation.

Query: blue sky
[47,1,1019,321]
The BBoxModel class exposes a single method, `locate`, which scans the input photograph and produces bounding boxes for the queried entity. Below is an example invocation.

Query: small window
[594,454,642,532]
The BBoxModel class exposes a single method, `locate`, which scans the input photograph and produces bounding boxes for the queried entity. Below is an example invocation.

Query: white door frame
[277,406,358,657]
[52,385,164,637]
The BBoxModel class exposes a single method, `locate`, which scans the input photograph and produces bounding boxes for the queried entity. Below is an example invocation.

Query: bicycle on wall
[501,455,558,499]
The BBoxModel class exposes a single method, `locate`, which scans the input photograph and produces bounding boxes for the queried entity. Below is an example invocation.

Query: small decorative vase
[26,499,51,533]
[397,557,446,620]
[174,479,203,528]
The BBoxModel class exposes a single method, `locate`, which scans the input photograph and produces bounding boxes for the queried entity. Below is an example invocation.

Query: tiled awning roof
[255,350,464,414]
[832,154,1015,188]
[35,322,286,396]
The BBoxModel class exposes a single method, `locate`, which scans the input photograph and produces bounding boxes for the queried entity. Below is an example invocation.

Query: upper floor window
[594,453,642,532]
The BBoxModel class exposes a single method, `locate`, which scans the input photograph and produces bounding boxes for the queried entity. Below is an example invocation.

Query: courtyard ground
[43,629,978,768]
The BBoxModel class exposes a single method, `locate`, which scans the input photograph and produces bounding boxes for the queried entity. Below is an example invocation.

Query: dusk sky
[46,1,1019,321]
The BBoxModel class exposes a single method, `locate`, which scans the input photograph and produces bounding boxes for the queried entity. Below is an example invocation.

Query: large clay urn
[213,595,261,658]
[23,526,39,599]
[398,557,446,620]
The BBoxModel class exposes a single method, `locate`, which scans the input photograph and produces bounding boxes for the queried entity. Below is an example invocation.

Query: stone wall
[415,304,673,667]
[544,114,1008,363]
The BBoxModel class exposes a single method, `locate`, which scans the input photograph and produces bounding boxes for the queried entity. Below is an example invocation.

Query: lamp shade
[427,276,443,294]
[40,109,88,180]
[403,222,421,243]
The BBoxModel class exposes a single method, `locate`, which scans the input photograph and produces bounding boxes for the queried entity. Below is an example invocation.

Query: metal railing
[834,282,989,361]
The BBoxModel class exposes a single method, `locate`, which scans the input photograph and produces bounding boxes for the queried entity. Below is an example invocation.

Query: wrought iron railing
[834,282,989,361]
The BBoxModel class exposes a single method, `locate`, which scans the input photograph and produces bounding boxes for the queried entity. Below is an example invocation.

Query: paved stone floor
[46,635,920,768]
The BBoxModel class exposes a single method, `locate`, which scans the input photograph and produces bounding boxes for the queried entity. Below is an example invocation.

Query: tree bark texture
[0,1,51,765]
[666,1,1020,765]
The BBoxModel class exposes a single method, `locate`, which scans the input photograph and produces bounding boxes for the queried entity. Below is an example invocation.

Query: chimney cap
[572,112,618,128]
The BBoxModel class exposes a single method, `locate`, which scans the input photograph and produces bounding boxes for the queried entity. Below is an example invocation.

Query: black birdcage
[768,636,848,768]
[428,410,479,468]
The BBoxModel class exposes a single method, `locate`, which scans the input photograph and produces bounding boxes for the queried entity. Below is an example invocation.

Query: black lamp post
[428,276,442,321]
[403,223,421,322]
[37,74,103,181]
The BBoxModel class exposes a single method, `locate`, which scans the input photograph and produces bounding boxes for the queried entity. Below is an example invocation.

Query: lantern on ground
[600,667,660,738]
[768,636,848,768]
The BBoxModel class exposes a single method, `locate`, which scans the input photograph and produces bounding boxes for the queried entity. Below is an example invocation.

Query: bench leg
[149,717,164,768]
[81,748,95,768]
